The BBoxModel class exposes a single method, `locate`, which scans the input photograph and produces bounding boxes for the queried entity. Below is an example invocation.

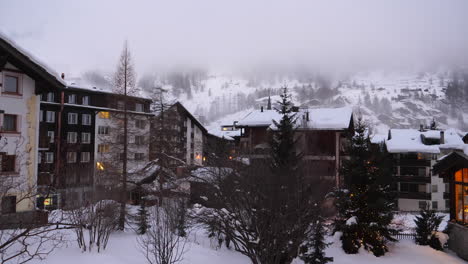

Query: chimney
[419,124,424,132]
[261,106,264,112]
[305,111,309,121]
[61,73,65,80]
[440,131,445,144]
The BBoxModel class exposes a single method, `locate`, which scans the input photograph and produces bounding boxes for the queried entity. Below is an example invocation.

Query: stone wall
[448,222,468,261]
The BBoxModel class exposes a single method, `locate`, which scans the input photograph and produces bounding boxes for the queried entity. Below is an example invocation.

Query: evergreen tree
[414,205,444,250]
[301,216,333,264]
[336,117,396,257]
[136,202,149,235]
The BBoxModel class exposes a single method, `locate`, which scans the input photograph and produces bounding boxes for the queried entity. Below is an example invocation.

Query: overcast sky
[2,0,468,76]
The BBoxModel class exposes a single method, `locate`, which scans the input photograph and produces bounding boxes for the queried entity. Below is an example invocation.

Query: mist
[1,0,468,76]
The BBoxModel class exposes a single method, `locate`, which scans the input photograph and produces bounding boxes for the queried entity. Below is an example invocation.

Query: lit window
[98,111,110,119]
[82,114,92,125]
[68,113,78,124]
[96,162,105,171]
[222,127,228,131]
[98,144,109,153]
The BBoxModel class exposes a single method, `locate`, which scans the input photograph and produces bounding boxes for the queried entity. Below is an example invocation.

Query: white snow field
[29,213,465,264]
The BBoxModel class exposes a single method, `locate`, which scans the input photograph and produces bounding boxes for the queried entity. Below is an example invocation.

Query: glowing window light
[96,162,105,171]
[98,111,110,119]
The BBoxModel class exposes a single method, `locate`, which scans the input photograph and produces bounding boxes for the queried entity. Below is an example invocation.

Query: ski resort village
[1,1,468,264]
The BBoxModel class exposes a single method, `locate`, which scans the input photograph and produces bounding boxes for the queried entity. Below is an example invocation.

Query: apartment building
[0,33,65,217]
[386,128,467,211]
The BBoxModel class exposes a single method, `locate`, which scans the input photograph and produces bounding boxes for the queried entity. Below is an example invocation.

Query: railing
[397,192,431,200]
[394,175,431,183]
[392,232,416,241]
[395,159,431,167]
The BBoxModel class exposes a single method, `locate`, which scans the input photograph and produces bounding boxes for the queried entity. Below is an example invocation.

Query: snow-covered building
[0,33,65,216]
[386,128,467,211]
[150,102,208,167]
[236,106,354,186]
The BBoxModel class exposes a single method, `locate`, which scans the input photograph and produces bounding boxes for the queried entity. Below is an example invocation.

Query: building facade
[0,34,65,217]
[386,128,467,211]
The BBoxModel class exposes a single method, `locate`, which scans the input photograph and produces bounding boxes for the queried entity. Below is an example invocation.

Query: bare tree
[138,200,188,264]
[68,200,119,253]
[112,41,138,230]
[0,136,69,263]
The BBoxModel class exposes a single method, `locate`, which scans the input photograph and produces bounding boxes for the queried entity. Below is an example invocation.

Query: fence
[392,232,416,240]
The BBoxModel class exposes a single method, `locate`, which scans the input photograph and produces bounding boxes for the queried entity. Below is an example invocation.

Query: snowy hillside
[160,69,465,134]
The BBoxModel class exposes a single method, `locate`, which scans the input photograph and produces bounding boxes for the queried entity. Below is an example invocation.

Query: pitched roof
[173,102,208,133]
[0,32,65,89]
[236,107,353,131]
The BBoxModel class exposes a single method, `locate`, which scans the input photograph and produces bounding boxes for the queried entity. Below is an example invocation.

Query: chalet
[433,151,468,261]
[236,106,354,186]
[37,82,153,209]
[150,102,208,167]
[385,128,466,211]
[0,33,65,222]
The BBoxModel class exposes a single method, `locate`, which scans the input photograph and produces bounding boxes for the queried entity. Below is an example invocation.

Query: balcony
[395,175,431,183]
[395,159,431,167]
[397,192,431,200]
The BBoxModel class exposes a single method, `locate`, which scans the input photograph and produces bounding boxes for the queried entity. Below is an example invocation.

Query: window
[68,94,76,104]
[432,185,438,193]
[47,92,54,102]
[98,126,109,135]
[117,135,125,144]
[68,113,78,124]
[38,152,42,164]
[432,201,438,210]
[135,103,143,112]
[82,96,90,105]
[81,152,90,163]
[47,131,55,143]
[418,201,428,210]
[418,168,427,177]
[0,154,15,172]
[134,153,144,160]
[135,136,145,145]
[82,114,92,125]
[135,120,146,129]
[45,152,54,163]
[98,144,109,153]
[81,133,91,144]
[2,114,17,132]
[67,132,77,143]
[119,153,126,161]
[4,75,19,94]
[96,161,105,171]
[98,111,110,119]
[67,152,77,163]
[117,101,124,110]
[454,169,468,224]
[46,111,55,123]
[40,110,43,122]
[1,196,16,214]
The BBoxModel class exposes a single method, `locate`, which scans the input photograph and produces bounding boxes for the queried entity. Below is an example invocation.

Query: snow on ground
[27,212,465,264]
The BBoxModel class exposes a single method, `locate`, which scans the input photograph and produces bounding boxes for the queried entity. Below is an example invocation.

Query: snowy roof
[188,167,233,182]
[208,129,240,141]
[66,78,152,100]
[237,107,353,131]
[371,134,387,144]
[386,128,466,154]
[0,31,66,88]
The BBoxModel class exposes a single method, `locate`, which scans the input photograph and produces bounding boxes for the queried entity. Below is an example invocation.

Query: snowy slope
[163,69,465,134]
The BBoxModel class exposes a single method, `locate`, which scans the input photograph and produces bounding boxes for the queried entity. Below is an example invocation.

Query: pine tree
[301,217,333,264]
[136,202,149,235]
[336,117,396,257]
[414,205,444,250]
